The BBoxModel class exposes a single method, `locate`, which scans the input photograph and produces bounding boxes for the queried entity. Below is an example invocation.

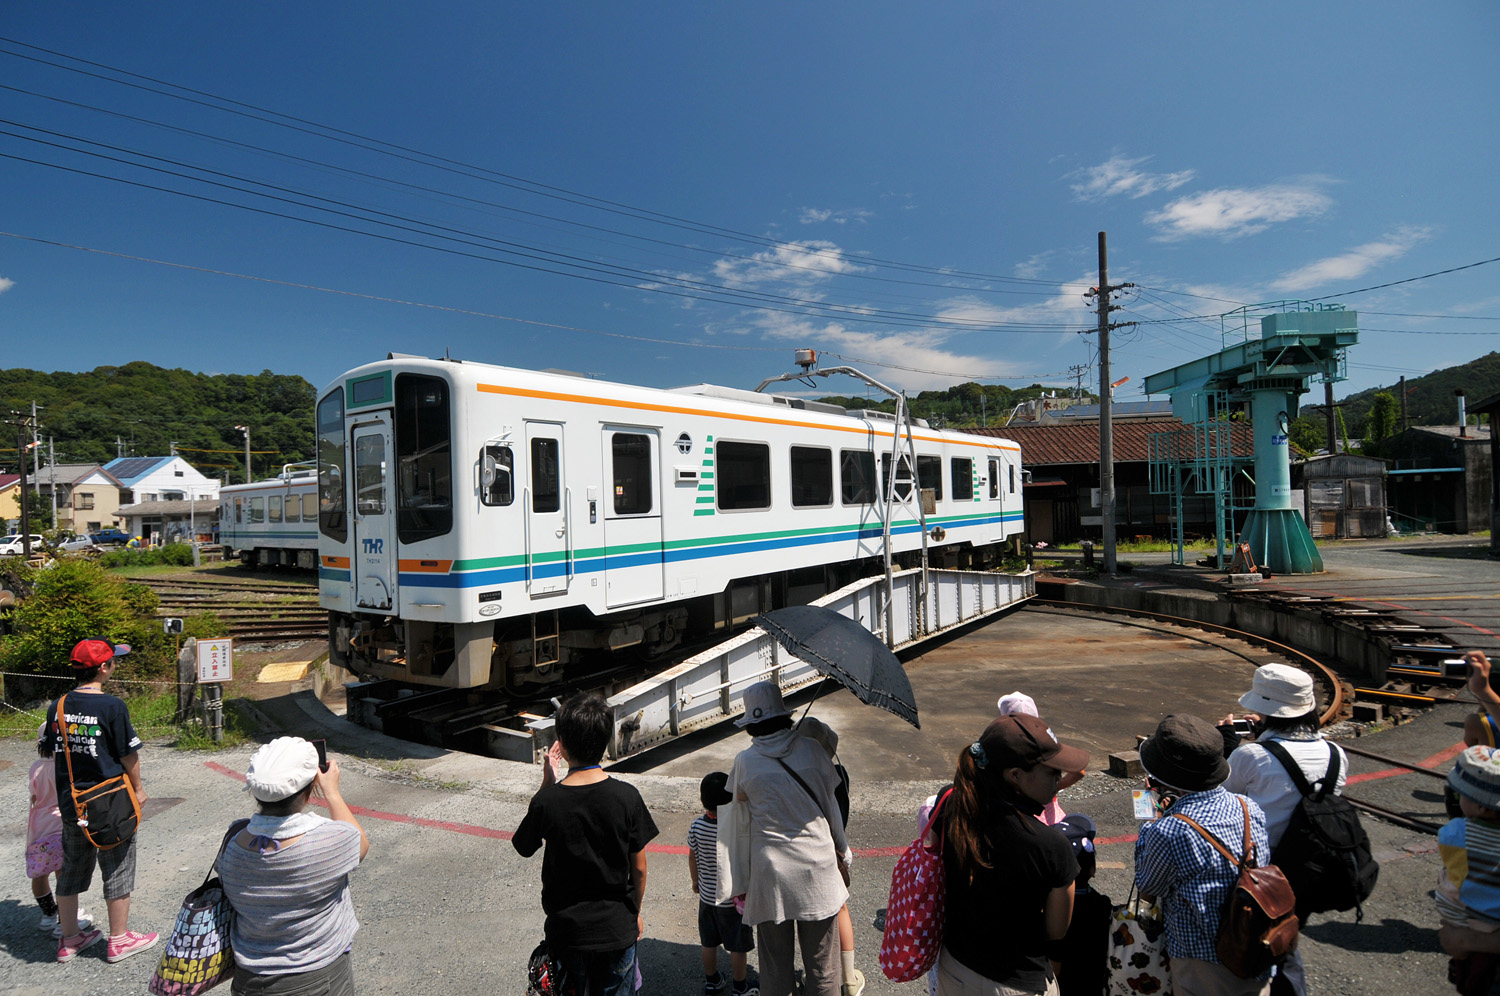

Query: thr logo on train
[362,538,384,554]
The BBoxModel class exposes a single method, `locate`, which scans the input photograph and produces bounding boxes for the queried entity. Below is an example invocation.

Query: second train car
[219,463,320,569]
[317,356,1025,692]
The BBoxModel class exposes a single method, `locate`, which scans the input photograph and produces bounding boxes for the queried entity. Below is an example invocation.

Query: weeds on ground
[0,687,253,751]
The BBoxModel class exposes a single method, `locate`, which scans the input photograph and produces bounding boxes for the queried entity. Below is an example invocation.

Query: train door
[525,421,570,596]
[603,426,664,607]
[989,455,1007,541]
[351,415,397,612]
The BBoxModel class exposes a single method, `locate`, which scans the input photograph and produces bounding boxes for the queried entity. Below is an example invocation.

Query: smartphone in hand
[1231,719,1253,735]
[311,738,329,772]
[1132,789,1159,820]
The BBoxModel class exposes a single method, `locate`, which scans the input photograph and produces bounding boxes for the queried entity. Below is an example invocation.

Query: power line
[1305,254,1500,302]
[0,37,1069,290]
[0,230,1076,384]
[1,122,1087,333]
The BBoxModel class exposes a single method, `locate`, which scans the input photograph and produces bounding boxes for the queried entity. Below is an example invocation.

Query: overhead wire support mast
[755,353,930,649]
[1082,232,1135,575]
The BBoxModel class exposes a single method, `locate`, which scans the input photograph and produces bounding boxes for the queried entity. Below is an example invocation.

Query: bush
[0,558,172,680]
[96,544,196,569]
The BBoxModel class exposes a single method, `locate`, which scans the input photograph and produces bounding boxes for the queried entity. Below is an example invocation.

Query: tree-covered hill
[1338,351,1500,435]
[0,362,315,481]
[818,381,1091,429]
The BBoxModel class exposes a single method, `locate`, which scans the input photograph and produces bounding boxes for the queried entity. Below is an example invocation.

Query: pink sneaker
[105,929,159,963]
[57,928,103,963]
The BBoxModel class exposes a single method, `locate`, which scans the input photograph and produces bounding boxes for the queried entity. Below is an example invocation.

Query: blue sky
[2,3,1498,404]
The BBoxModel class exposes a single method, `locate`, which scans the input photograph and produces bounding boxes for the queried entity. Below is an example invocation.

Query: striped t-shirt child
[1437,815,1500,929]
[688,813,731,907]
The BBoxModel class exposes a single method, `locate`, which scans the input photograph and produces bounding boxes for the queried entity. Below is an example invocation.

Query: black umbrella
[753,604,920,728]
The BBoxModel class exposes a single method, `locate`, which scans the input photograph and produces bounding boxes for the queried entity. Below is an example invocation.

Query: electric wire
[0,37,1070,289]
[0,230,1073,384]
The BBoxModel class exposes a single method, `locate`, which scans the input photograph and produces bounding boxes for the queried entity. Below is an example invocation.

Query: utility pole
[1324,382,1338,455]
[235,426,251,483]
[1084,232,1135,575]
[48,436,57,530]
[7,411,37,556]
[1069,364,1089,401]
[1399,375,1408,431]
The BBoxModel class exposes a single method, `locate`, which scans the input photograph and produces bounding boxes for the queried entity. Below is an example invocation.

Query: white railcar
[219,465,320,569]
[316,357,1024,692]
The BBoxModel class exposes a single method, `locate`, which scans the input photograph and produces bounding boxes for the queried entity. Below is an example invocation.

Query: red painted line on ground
[1345,741,1465,785]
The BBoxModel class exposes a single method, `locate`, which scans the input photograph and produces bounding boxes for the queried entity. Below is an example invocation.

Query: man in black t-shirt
[47,637,157,965]
[514,692,659,995]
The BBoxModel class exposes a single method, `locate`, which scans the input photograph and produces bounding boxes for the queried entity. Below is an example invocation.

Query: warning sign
[197,639,234,683]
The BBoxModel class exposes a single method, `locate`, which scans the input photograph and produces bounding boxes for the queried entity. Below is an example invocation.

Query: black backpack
[1262,740,1379,918]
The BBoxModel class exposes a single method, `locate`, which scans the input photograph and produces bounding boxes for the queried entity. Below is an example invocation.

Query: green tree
[1363,391,1400,455]
[1288,415,1325,456]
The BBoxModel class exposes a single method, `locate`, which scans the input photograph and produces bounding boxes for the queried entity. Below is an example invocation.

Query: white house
[102,456,221,505]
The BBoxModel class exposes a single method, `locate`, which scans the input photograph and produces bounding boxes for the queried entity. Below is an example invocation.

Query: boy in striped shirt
[688,772,756,996]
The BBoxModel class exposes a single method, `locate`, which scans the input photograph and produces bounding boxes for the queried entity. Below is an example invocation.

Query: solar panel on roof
[104,456,171,483]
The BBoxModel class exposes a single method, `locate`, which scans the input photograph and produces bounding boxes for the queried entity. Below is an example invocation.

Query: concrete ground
[1,536,1491,995]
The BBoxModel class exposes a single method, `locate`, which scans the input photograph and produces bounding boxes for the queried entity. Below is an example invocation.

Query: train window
[716,441,771,511]
[285,494,301,522]
[269,496,283,523]
[840,450,876,505]
[395,374,453,543]
[235,498,243,524]
[952,458,973,501]
[1009,464,1016,495]
[988,458,1000,499]
[917,455,943,501]
[317,389,347,543]
[248,497,265,523]
[481,444,515,507]
[354,435,386,515]
[612,434,653,515]
[790,446,833,508]
[531,438,560,513]
[880,453,914,500]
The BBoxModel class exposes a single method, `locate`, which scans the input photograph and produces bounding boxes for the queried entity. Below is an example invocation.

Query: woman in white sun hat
[218,737,370,995]
[1222,663,1346,996]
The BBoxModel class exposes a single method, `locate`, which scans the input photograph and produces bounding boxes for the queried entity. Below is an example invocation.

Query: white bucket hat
[245,736,320,802]
[997,691,1039,717]
[735,681,793,728]
[1239,663,1316,719]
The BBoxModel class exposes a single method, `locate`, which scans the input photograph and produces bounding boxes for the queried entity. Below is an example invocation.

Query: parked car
[88,528,131,546]
[0,534,47,556]
[57,535,99,552]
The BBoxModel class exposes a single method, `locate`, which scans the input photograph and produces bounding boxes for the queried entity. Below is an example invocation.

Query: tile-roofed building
[115,498,221,546]
[964,417,1255,545]
[22,464,126,535]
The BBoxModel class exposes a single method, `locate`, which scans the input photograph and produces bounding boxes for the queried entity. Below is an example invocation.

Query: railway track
[132,573,324,644]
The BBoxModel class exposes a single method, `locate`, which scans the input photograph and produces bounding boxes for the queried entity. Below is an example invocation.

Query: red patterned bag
[879,789,951,982]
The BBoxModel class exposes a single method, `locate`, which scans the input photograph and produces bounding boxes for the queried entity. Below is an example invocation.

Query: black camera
[1443,658,1470,679]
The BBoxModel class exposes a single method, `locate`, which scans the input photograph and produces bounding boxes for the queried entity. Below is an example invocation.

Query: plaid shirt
[1133,787,1269,963]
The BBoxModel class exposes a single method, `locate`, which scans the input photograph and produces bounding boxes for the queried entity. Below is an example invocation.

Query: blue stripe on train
[392,512,1023,590]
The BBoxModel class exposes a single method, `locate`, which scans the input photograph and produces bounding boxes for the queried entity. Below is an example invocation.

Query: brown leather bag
[1173,795,1299,979]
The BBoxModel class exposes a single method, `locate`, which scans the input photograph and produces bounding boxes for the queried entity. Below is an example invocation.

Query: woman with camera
[218,737,370,995]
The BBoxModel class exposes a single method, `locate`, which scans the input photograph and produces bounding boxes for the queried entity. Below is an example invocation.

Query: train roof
[324,355,1018,449]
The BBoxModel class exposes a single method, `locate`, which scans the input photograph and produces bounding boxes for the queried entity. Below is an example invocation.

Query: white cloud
[1069,155,1195,201]
[1272,226,1433,292]
[1146,184,1332,240]
[799,207,874,226]
[0,277,14,295]
[712,241,867,291]
[1013,252,1053,280]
